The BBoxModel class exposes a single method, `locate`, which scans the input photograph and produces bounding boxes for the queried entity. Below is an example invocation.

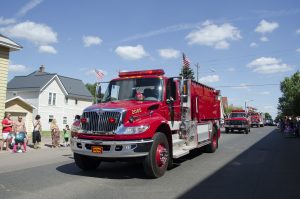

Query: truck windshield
[102,78,163,102]
[230,113,246,118]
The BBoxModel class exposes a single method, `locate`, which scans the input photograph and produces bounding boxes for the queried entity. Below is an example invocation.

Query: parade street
[0,126,299,199]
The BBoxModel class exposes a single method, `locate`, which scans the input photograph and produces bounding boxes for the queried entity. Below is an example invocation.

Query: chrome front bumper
[224,125,247,129]
[70,138,153,158]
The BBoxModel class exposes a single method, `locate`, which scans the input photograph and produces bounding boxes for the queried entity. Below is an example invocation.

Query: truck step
[173,149,189,159]
[182,145,197,151]
[172,139,185,150]
[172,133,180,140]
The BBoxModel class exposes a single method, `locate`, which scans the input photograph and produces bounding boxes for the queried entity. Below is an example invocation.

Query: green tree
[180,67,195,80]
[264,112,272,120]
[224,105,243,117]
[278,71,300,116]
[85,83,97,103]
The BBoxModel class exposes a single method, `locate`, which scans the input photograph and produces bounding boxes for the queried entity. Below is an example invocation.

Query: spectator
[63,125,71,147]
[33,115,42,149]
[2,113,14,151]
[50,119,60,148]
[13,116,27,152]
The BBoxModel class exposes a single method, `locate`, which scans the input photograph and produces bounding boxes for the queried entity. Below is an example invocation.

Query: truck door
[166,78,181,128]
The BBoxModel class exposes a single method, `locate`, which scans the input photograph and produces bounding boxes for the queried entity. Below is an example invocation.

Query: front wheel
[225,128,229,134]
[143,132,169,178]
[74,153,101,170]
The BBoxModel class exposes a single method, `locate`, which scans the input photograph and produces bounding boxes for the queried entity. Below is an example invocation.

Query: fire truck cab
[70,69,221,178]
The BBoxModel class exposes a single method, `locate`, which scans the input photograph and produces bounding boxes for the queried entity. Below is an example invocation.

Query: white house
[6,66,93,131]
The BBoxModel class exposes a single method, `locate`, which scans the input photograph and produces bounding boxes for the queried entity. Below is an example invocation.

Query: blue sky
[1,0,300,118]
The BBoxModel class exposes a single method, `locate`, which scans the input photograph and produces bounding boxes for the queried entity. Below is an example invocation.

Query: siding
[38,78,92,130]
[0,46,9,130]
[5,99,34,133]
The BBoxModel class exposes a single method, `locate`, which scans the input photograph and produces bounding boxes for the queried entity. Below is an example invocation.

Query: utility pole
[195,63,200,82]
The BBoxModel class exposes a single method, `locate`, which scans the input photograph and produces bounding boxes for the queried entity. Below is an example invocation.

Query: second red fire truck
[71,69,221,178]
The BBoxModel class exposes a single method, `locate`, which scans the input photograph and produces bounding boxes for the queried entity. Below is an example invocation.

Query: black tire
[245,128,249,134]
[74,153,101,170]
[205,128,218,153]
[143,132,170,178]
[225,128,229,134]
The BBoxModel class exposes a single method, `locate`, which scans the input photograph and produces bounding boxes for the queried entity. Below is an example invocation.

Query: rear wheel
[143,132,169,178]
[205,127,218,153]
[74,153,101,170]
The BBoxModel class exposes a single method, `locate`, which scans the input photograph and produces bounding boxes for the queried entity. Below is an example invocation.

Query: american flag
[94,69,104,80]
[182,53,190,68]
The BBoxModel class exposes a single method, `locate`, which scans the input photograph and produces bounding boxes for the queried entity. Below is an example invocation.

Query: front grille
[82,111,122,133]
[229,120,244,125]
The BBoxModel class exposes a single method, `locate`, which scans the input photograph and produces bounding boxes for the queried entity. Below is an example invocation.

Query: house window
[49,115,54,123]
[48,92,52,105]
[75,99,78,105]
[63,117,67,125]
[53,93,56,105]
[65,97,68,104]
[48,92,57,105]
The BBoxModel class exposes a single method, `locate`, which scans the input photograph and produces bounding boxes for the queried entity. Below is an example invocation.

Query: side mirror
[96,84,102,103]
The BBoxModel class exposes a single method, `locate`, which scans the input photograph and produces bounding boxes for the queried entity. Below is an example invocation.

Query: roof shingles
[8,70,93,100]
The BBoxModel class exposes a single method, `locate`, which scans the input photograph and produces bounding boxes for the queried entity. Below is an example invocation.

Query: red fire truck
[224,109,251,134]
[248,107,265,127]
[71,69,221,178]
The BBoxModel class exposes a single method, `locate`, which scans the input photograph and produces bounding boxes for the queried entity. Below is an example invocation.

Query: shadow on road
[56,146,207,179]
[56,161,149,179]
[178,128,300,199]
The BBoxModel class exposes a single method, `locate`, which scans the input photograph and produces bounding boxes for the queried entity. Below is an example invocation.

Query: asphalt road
[0,126,299,199]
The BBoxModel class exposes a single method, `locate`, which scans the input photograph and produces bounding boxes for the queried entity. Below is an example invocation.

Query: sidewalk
[0,136,67,154]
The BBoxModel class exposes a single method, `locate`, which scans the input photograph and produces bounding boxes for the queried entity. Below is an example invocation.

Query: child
[63,125,71,147]
[13,132,26,153]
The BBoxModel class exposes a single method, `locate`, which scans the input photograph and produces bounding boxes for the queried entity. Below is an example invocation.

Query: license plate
[91,146,103,154]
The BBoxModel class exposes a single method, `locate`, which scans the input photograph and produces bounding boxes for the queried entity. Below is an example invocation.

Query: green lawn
[41,131,52,137]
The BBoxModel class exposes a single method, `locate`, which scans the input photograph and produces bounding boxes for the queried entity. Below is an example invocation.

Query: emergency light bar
[119,69,165,77]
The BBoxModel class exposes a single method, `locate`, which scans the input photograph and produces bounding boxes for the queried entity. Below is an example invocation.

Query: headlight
[116,125,150,135]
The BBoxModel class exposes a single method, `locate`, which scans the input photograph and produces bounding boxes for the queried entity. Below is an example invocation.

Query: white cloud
[185,21,241,49]
[121,23,200,43]
[83,36,102,47]
[0,21,57,45]
[115,45,148,60]
[296,48,300,52]
[198,75,220,83]
[296,29,300,34]
[250,42,258,47]
[39,45,57,54]
[8,64,27,72]
[255,20,279,34]
[0,17,16,26]
[260,91,270,95]
[228,67,236,72]
[16,0,43,17]
[248,57,292,74]
[260,36,269,42]
[158,48,180,59]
